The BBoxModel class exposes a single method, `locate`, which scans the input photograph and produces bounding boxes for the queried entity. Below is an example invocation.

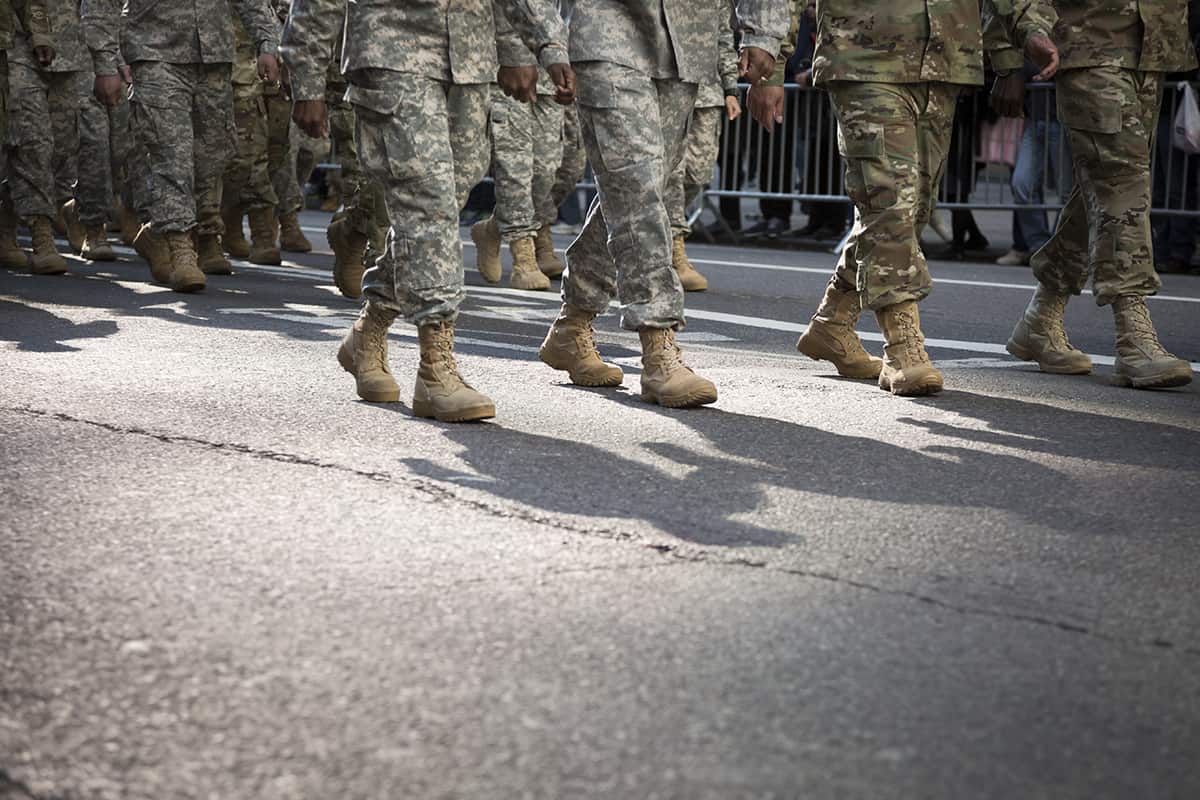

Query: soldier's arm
[280,0,341,102]
[79,0,122,76]
[765,0,802,87]
[232,0,282,58]
[982,0,1057,71]
[736,0,789,59]
[494,0,539,69]
[717,0,741,95]
[495,0,569,70]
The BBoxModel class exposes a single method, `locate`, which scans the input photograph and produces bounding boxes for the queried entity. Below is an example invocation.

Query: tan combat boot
[671,235,708,292]
[470,216,501,283]
[247,207,281,265]
[81,226,116,261]
[163,231,206,292]
[61,199,85,254]
[278,210,312,253]
[413,321,496,422]
[539,304,624,387]
[0,204,28,269]
[1111,295,1193,389]
[328,216,368,299]
[534,225,564,278]
[796,277,883,379]
[1006,285,1092,374]
[336,303,401,402]
[29,216,68,275]
[639,327,718,408]
[509,237,550,290]
[133,223,173,283]
[196,232,232,275]
[222,206,250,258]
[874,301,943,396]
[117,200,139,246]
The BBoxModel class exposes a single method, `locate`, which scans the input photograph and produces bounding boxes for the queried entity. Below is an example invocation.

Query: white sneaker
[995,249,1029,266]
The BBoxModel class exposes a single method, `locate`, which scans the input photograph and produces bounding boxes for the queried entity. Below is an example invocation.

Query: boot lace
[1120,299,1169,357]
[1042,293,1074,350]
[655,330,688,374]
[896,310,929,366]
[430,324,467,389]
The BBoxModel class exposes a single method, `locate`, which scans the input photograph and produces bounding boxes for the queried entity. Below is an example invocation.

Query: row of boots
[469,218,710,294]
[795,278,1192,394]
[338,300,718,423]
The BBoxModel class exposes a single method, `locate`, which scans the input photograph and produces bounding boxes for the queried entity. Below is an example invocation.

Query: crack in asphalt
[7,404,1199,660]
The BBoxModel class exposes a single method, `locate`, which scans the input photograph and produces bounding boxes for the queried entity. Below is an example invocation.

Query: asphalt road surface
[2,213,1198,799]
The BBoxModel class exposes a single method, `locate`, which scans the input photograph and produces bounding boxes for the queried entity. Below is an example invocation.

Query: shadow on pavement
[0,299,119,352]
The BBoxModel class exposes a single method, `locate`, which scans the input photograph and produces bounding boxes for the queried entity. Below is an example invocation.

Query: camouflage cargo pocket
[837,123,897,211]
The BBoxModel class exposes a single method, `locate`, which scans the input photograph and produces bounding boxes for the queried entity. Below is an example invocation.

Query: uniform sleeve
[233,0,282,57]
[79,0,122,76]
[982,0,1057,72]
[765,0,802,87]
[717,0,740,93]
[280,0,341,101]
[25,0,54,52]
[494,0,538,69]
[496,0,569,69]
[736,0,789,58]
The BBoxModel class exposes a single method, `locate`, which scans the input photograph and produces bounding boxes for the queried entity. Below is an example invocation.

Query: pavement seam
[8,404,1199,661]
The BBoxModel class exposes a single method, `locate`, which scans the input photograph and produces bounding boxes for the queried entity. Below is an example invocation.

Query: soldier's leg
[344,74,493,421]
[487,92,547,290]
[672,105,723,291]
[266,92,304,218]
[549,103,587,217]
[0,50,25,269]
[6,60,67,273]
[192,64,235,240]
[48,73,79,215]
[75,82,118,260]
[529,94,566,277]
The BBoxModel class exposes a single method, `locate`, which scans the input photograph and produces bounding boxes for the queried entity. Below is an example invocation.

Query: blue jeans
[1011,118,1069,253]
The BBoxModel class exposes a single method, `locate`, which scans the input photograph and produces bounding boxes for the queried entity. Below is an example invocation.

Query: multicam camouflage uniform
[207,11,278,227]
[80,0,280,235]
[665,0,739,238]
[561,0,787,330]
[811,0,1052,311]
[1021,1,1198,305]
[325,24,387,253]
[283,0,569,325]
[7,0,84,223]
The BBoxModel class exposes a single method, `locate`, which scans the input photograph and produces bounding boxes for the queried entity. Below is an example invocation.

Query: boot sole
[1114,367,1194,390]
[1005,340,1091,375]
[796,337,881,380]
[281,245,312,253]
[83,250,117,262]
[337,343,401,402]
[510,277,550,291]
[412,400,496,422]
[31,266,68,276]
[641,387,718,409]
[879,377,943,397]
[170,280,205,293]
[538,350,623,387]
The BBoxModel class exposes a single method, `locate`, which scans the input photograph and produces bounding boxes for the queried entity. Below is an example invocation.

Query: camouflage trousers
[666,104,723,236]
[549,102,587,215]
[76,76,133,226]
[0,53,8,196]
[264,90,304,216]
[6,62,79,220]
[328,89,387,239]
[222,91,278,214]
[355,72,490,325]
[564,62,696,330]
[1032,68,1164,305]
[490,90,564,241]
[130,60,235,234]
[826,81,959,311]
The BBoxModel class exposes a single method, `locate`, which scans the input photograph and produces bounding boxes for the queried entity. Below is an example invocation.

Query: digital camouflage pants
[1032,67,1164,305]
[666,104,723,237]
[563,62,696,331]
[7,61,78,221]
[76,73,133,226]
[490,90,564,242]
[130,60,235,234]
[826,80,959,311]
[328,85,387,240]
[549,102,587,217]
[355,71,489,326]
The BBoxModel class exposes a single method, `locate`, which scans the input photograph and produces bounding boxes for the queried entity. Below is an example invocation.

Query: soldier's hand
[548,63,576,105]
[497,65,538,103]
[293,99,328,139]
[258,53,280,83]
[725,95,742,122]
[990,73,1026,118]
[1025,34,1059,81]
[739,47,776,85]
[94,74,124,107]
[747,85,785,133]
[34,45,55,67]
